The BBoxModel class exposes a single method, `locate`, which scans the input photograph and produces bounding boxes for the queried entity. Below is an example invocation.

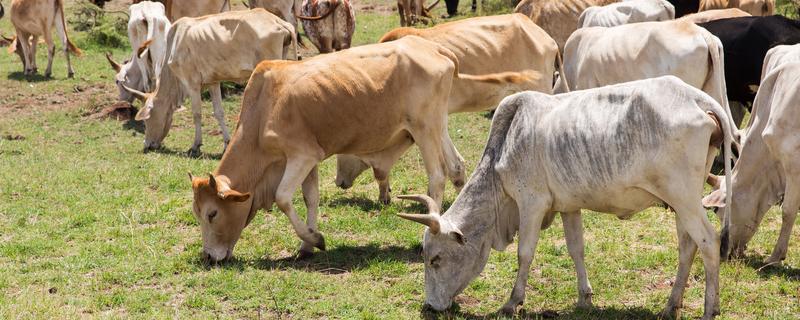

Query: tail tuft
[68,39,82,56]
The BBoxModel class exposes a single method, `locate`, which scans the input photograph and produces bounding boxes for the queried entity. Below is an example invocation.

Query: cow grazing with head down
[703,62,800,265]
[398,76,733,319]
[514,0,619,51]
[697,15,800,124]
[578,0,675,28]
[106,1,171,103]
[8,0,81,78]
[679,8,750,24]
[122,9,298,156]
[188,36,481,262]
[335,14,559,204]
[298,0,355,53]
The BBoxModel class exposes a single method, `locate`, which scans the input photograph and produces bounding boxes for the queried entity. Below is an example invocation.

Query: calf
[514,0,619,51]
[9,0,81,78]
[399,76,732,319]
[122,9,298,155]
[578,0,675,28]
[703,62,800,264]
[336,14,559,204]
[298,0,355,53]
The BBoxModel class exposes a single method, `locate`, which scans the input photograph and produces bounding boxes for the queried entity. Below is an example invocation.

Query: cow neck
[154,64,182,108]
[730,140,784,217]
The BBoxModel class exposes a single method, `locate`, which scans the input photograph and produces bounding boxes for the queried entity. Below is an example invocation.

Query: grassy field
[1,0,799,319]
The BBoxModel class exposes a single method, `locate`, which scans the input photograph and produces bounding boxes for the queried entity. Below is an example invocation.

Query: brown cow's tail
[457,70,543,85]
[55,0,82,56]
[296,0,340,20]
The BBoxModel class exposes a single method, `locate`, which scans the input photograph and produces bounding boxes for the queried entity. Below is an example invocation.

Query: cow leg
[766,176,799,265]
[372,138,414,205]
[43,34,55,78]
[188,89,204,157]
[672,204,721,320]
[276,155,325,251]
[662,217,698,319]
[562,211,593,309]
[440,128,466,193]
[297,165,321,259]
[209,84,231,153]
[398,3,407,26]
[411,135,447,206]
[500,196,551,315]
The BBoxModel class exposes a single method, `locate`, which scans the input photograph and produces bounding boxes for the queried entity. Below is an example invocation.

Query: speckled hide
[300,0,355,53]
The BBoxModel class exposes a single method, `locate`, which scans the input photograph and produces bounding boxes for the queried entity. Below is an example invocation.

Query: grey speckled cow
[398,76,733,320]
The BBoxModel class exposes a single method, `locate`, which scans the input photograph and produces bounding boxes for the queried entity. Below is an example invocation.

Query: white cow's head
[398,194,491,311]
[106,52,145,103]
[190,173,253,263]
[121,82,180,152]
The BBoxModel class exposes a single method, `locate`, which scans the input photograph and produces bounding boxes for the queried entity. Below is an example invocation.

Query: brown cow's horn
[397,213,441,234]
[105,52,121,72]
[397,194,439,214]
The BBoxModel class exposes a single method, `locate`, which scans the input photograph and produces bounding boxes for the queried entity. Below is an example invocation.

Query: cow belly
[550,185,661,216]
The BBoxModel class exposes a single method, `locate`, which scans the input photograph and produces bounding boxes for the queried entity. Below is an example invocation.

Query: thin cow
[188,36,532,262]
[514,0,619,51]
[703,62,800,264]
[335,14,559,204]
[122,9,298,155]
[578,0,675,28]
[398,76,732,319]
[8,0,81,78]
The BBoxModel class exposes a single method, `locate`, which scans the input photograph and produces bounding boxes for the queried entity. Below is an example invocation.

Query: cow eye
[430,255,441,268]
[208,210,218,223]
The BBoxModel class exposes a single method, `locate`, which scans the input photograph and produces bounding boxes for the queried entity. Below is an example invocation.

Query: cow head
[334,154,370,189]
[398,194,491,311]
[106,52,146,103]
[190,173,253,263]
[121,83,180,152]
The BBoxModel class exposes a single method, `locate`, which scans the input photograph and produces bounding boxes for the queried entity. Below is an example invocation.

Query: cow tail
[554,48,569,94]
[55,0,82,56]
[702,31,739,147]
[704,95,733,261]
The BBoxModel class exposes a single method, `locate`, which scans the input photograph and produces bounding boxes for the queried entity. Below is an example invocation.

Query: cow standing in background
[299,0,355,53]
[132,0,230,21]
[679,8,750,23]
[9,0,81,78]
[121,9,298,155]
[578,0,675,28]
[668,0,773,17]
[248,0,303,45]
[703,62,800,265]
[514,0,619,51]
[398,77,732,319]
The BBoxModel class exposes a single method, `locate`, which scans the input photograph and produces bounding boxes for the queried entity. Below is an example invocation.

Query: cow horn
[121,84,149,101]
[397,213,441,234]
[397,194,440,214]
[105,52,121,72]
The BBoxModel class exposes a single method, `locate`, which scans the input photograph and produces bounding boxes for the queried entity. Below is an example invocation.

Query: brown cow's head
[190,173,252,263]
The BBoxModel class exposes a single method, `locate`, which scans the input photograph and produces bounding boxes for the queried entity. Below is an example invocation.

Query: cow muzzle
[142,140,161,153]
[335,177,353,189]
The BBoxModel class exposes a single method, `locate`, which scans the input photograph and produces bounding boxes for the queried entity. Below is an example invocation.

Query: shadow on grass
[737,254,800,280]
[202,243,422,273]
[328,196,385,212]
[147,146,223,160]
[7,71,51,82]
[122,119,144,133]
[422,304,661,320]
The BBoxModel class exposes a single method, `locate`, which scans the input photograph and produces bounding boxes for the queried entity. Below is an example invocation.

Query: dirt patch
[0,82,117,117]
[86,101,138,121]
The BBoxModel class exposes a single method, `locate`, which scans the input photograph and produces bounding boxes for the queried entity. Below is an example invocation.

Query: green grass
[1,0,799,319]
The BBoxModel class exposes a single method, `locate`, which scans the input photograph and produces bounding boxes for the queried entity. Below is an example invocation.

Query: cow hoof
[45,72,52,79]
[187,148,201,158]
[659,306,680,319]
[312,232,326,251]
[296,249,314,260]
[498,305,517,316]
[67,72,74,79]
[379,194,391,205]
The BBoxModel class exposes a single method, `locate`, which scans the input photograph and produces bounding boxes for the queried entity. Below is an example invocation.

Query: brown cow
[189,36,539,262]
[9,0,81,78]
[514,0,619,51]
[298,0,355,53]
[699,0,774,16]
[680,8,751,24]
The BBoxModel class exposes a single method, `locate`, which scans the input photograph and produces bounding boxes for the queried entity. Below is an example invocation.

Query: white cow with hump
[106,1,171,103]
[397,76,733,320]
[703,62,800,264]
[578,0,675,28]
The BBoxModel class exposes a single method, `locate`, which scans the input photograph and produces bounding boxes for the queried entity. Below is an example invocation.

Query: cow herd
[3,0,800,318]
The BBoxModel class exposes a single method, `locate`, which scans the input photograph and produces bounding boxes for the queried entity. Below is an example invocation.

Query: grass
[1,0,799,319]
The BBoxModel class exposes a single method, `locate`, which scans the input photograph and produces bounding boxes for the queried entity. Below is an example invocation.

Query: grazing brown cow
[298,0,355,53]
[699,0,773,16]
[9,0,81,78]
[189,36,539,262]
[514,0,619,51]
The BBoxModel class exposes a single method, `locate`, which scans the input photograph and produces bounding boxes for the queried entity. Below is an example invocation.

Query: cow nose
[335,179,352,189]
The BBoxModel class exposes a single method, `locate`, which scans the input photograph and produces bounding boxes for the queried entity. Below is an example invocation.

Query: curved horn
[397,213,441,234]
[295,0,340,20]
[397,194,440,214]
[121,84,148,101]
[105,52,121,72]
[425,0,441,12]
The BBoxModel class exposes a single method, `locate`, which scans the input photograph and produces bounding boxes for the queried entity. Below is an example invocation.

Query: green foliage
[69,1,129,49]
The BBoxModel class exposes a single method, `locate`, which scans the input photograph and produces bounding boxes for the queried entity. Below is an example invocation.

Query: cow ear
[135,105,152,121]
[449,230,466,245]
[219,190,251,202]
[137,39,153,59]
[702,189,726,208]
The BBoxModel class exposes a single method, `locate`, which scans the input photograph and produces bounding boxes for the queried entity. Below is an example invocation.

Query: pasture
[0,0,798,318]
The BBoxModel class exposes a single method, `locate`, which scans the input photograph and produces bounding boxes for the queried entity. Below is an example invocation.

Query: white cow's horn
[397,213,441,234]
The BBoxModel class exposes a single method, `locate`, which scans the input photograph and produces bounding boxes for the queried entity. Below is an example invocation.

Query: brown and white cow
[335,14,559,204]
[188,36,534,262]
[680,8,751,24]
[9,0,81,78]
[703,62,800,264]
[132,0,230,21]
[298,0,355,53]
[122,9,298,156]
[514,0,619,51]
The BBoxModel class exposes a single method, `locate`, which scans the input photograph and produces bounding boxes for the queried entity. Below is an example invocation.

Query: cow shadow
[148,147,223,160]
[737,254,800,280]
[327,196,385,212]
[422,305,661,319]
[7,72,50,82]
[122,119,144,133]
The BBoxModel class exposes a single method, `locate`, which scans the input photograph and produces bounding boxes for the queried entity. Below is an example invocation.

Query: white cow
[760,44,800,81]
[578,0,675,28]
[703,62,800,264]
[106,1,171,103]
[557,19,739,144]
[398,76,732,319]
[122,9,298,156]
